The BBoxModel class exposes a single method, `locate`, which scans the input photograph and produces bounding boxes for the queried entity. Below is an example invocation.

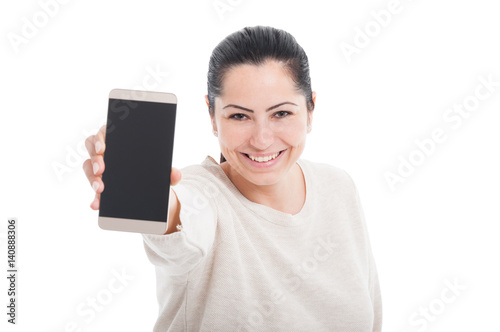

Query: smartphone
[98,89,177,234]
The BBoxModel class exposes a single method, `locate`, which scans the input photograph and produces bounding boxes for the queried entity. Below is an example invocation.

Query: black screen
[99,98,176,222]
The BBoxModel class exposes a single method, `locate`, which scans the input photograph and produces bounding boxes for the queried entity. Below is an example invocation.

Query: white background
[1,0,499,331]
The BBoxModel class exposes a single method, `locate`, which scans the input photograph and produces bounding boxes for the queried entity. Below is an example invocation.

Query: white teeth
[248,152,280,162]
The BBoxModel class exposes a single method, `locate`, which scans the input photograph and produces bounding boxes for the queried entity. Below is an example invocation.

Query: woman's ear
[211,118,217,132]
[308,91,316,128]
[206,95,217,131]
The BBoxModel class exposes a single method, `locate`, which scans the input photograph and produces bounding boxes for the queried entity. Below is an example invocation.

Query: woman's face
[210,60,314,187]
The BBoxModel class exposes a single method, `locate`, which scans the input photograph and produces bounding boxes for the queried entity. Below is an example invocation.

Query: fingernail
[93,162,99,174]
[95,141,102,153]
[92,181,99,192]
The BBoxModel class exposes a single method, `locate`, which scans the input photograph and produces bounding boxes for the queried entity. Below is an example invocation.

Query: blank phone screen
[99,98,176,222]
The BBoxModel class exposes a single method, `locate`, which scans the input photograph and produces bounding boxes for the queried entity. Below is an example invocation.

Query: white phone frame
[98,89,177,234]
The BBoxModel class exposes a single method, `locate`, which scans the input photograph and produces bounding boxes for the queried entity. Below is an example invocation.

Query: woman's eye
[230,113,247,120]
[274,111,291,118]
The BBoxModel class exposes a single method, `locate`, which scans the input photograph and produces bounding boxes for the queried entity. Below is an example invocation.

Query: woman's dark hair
[207,26,314,163]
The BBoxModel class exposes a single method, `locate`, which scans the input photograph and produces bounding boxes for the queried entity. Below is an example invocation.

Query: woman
[83,26,382,331]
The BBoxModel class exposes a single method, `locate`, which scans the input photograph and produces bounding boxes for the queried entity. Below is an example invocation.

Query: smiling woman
[84,25,382,331]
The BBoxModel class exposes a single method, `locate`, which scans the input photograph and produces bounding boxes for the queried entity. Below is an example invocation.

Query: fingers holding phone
[170,167,182,186]
[83,141,181,213]
[83,125,106,209]
[83,124,181,220]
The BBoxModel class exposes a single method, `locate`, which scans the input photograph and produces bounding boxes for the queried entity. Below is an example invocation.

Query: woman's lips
[241,149,286,167]
[244,150,283,162]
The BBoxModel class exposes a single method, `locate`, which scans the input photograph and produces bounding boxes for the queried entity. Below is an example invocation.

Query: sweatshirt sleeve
[369,249,383,332]
[141,181,217,278]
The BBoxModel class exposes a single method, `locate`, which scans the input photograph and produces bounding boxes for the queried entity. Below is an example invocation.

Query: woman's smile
[240,149,287,168]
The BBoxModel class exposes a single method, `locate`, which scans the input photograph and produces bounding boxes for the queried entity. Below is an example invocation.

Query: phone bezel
[98,89,177,234]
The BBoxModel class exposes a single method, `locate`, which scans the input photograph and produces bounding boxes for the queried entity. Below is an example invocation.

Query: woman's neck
[221,162,306,215]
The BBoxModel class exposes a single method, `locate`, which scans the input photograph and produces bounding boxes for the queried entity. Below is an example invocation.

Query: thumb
[170,167,182,186]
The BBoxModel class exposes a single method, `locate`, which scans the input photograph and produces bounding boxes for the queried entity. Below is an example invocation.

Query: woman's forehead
[218,61,304,103]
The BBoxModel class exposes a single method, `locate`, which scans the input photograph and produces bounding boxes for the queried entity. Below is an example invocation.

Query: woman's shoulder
[298,158,358,195]
[180,155,221,176]
[299,158,353,181]
[177,155,230,192]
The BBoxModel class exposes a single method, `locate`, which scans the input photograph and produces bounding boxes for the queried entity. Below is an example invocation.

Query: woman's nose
[249,121,274,150]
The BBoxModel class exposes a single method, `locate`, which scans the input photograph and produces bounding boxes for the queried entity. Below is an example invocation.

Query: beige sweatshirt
[142,156,382,331]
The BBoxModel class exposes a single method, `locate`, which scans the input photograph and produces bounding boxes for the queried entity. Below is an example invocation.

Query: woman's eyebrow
[223,102,298,113]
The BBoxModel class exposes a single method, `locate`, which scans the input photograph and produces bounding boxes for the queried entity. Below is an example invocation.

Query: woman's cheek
[220,125,246,148]
[282,123,307,145]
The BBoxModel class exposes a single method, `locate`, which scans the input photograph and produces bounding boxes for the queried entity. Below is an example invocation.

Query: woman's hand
[82,124,107,210]
[82,125,182,234]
